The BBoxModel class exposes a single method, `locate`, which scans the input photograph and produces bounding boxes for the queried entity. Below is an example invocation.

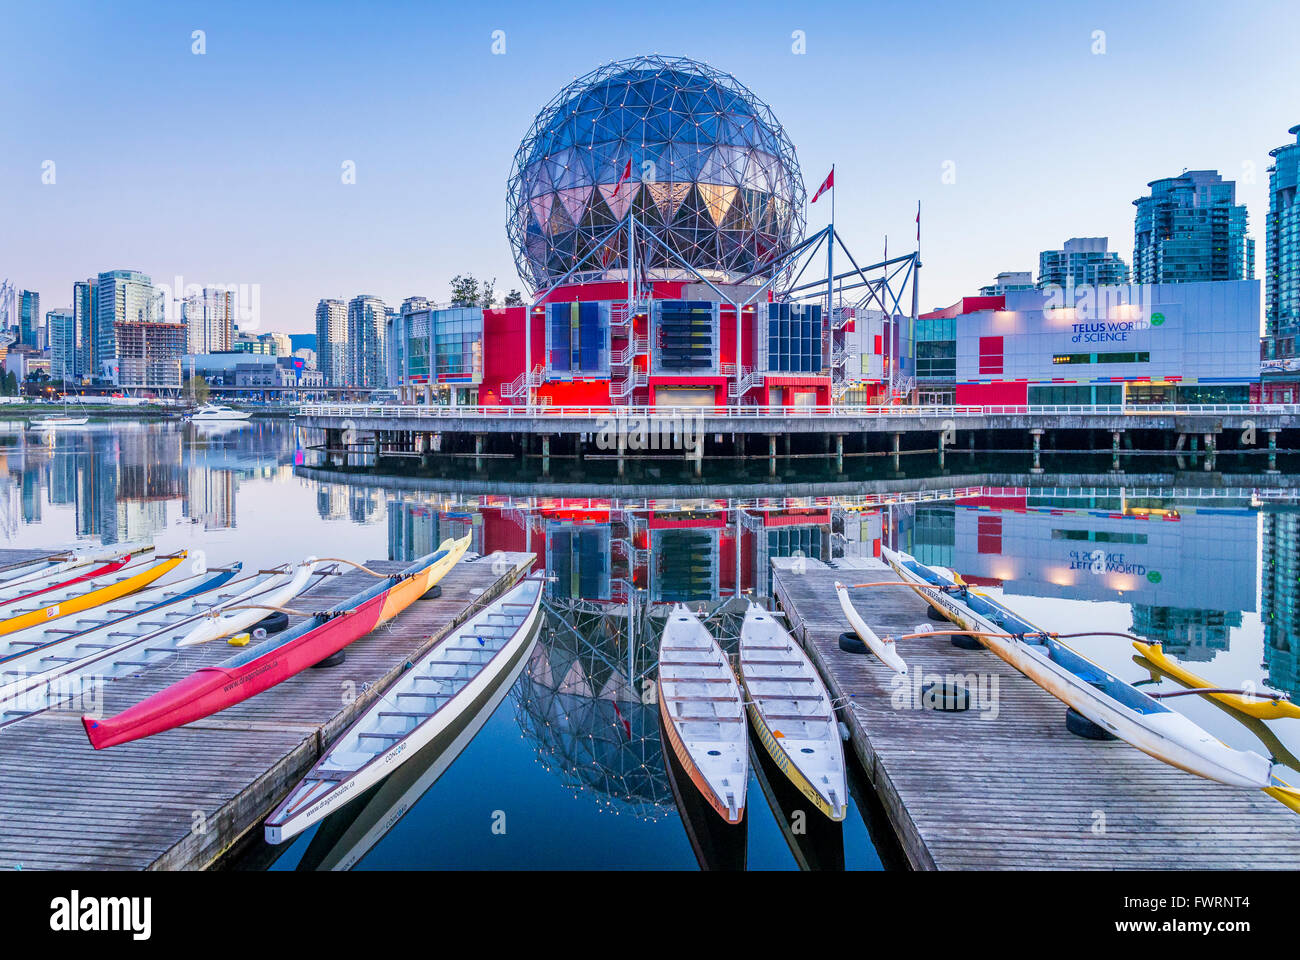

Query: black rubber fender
[1065,707,1118,740]
[838,631,869,655]
[311,650,347,669]
[921,681,971,712]
[252,610,289,635]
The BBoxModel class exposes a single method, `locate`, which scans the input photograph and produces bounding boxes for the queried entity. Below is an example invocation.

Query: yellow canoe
[0,552,188,637]
[1131,641,1300,721]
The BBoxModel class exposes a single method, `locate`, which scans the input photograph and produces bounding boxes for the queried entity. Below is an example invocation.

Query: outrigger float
[1132,640,1300,722]
[876,545,1300,812]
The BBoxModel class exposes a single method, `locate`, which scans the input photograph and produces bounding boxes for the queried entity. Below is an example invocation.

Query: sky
[1,0,1298,335]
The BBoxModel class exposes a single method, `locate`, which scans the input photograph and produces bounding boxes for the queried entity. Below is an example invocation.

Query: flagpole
[912,200,920,404]
[827,164,835,321]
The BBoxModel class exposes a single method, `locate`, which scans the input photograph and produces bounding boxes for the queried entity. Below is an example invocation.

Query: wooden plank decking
[0,547,79,572]
[772,559,1300,870]
[0,552,534,870]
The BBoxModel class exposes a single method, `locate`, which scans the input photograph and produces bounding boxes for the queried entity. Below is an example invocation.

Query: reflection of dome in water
[511,606,676,821]
[506,54,806,288]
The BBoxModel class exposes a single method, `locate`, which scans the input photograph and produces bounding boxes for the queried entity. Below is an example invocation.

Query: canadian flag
[810,168,834,203]
[611,159,633,197]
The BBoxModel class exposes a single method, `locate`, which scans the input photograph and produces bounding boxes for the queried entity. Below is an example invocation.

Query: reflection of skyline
[0,422,299,545]
[1262,511,1300,699]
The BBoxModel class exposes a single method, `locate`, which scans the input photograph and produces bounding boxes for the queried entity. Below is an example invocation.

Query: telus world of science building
[387,55,907,409]
[917,280,1260,406]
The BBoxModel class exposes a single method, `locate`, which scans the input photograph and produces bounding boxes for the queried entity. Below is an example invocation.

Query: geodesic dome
[507,55,806,290]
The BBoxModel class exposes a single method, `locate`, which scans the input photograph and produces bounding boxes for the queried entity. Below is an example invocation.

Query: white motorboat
[188,404,251,422]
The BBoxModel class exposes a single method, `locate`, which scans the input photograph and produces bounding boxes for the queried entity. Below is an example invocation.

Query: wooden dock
[772,559,1300,870]
[0,547,81,571]
[0,552,534,870]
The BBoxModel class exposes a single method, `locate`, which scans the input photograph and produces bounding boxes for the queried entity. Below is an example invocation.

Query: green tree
[503,289,524,306]
[187,375,211,405]
[449,274,501,308]
[4,372,17,397]
[449,274,480,307]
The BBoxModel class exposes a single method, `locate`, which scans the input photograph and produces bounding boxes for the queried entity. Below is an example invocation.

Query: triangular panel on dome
[599,181,640,222]
[722,191,753,232]
[558,661,592,698]
[555,186,593,228]
[529,193,555,234]
[698,183,738,228]
[646,181,691,223]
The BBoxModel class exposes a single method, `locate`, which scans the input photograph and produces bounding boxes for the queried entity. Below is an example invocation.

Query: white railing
[299,401,1300,420]
[728,367,764,399]
[500,365,543,399]
[609,370,648,401]
[611,338,647,367]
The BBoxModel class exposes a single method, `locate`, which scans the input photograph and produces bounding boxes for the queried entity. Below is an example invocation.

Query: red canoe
[82,536,470,750]
[0,556,130,607]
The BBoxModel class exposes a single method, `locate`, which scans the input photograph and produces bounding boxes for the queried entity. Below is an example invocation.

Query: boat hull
[0,558,130,610]
[83,539,468,750]
[656,605,747,824]
[294,630,542,870]
[0,557,224,667]
[265,578,542,845]
[739,603,846,821]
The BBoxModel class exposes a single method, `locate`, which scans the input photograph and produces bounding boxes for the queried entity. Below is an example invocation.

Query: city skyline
[3,0,1299,334]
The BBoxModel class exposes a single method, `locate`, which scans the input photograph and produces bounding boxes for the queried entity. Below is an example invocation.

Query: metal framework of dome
[507,55,806,290]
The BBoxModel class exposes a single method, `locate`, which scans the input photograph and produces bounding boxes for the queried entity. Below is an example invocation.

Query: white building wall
[955,280,1260,388]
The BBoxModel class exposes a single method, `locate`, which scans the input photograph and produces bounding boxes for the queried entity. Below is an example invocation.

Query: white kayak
[738,602,846,821]
[834,580,909,674]
[881,545,1289,792]
[264,576,546,845]
[0,541,152,588]
[0,559,324,727]
[656,603,747,824]
[174,557,322,648]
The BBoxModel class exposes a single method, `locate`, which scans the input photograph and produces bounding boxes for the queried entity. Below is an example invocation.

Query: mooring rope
[222,603,319,617]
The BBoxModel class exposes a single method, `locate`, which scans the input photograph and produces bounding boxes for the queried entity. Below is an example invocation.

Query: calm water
[2,418,1297,870]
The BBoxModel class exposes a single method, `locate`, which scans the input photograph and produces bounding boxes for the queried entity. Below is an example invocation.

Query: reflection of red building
[473,498,875,604]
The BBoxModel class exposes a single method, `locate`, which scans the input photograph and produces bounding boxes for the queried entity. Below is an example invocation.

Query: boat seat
[745,676,816,683]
